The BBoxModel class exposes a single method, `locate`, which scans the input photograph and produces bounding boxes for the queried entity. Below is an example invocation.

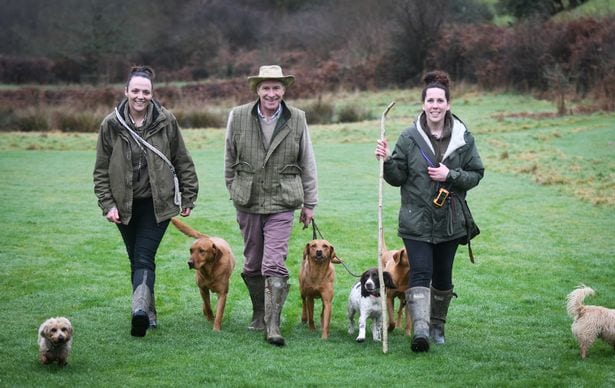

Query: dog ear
[303,243,310,261]
[41,323,50,338]
[382,271,396,289]
[212,243,223,262]
[329,245,343,264]
[360,270,368,283]
[392,250,401,264]
[398,248,408,265]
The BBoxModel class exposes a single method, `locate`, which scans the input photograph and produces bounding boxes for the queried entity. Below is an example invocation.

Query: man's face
[257,80,285,116]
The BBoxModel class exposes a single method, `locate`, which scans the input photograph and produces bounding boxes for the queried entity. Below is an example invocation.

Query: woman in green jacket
[375,70,484,352]
[93,66,198,337]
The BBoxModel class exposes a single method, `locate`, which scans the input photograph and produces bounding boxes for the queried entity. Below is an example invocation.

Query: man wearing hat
[224,65,318,346]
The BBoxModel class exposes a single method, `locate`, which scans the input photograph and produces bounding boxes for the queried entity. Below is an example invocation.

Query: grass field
[0,90,614,387]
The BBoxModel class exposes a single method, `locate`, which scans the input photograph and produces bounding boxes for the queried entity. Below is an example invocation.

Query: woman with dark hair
[375,70,484,352]
[93,65,198,337]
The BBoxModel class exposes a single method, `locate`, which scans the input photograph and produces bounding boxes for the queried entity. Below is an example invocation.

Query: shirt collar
[257,103,282,123]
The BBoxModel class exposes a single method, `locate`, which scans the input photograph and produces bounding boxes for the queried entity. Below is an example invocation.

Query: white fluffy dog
[566,285,615,359]
[38,317,73,366]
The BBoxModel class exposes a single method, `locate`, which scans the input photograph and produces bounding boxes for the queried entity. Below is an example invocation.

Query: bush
[173,108,225,129]
[336,105,372,123]
[304,97,334,124]
[54,110,103,132]
[11,108,50,132]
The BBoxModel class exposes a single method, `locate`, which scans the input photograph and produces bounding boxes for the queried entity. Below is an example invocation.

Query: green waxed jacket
[93,99,198,224]
[383,113,484,243]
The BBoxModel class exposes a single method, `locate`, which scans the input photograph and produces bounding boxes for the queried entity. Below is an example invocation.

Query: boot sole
[267,336,285,347]
[131,311,149,337]
[411,336,430,352]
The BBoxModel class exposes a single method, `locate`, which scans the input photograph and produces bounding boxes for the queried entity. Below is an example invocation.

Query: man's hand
[299,207,314,229]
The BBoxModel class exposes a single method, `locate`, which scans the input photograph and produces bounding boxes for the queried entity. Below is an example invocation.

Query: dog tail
[171,217,209,239]
[566,284,594,319]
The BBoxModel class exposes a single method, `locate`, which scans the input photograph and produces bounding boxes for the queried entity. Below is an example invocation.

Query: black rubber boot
[241,273,265,331]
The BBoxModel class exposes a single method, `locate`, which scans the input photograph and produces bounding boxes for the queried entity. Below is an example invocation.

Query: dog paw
[356,337,365,343]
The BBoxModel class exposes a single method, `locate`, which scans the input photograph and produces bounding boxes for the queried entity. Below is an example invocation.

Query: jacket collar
[416,112,467,161]
[115,98,164,138]
[250,100,291,123]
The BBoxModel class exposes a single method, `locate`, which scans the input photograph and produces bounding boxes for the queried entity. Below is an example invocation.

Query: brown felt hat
[248,65,295,92]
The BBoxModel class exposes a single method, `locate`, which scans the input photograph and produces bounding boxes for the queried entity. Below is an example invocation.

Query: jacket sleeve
[383,132,410,187]
[223,111,236,193]
[170,118,198,209]
[93,120,116,215]
[446,132,484,192]
[298,113,318,209]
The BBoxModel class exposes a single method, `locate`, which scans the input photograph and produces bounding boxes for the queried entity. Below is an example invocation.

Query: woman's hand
[105,207,121,224]
[375,139,390,161]
[180,207,192,217]
[428,163,450,182]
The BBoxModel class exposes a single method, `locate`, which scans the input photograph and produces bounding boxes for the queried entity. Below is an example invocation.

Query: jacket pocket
[398,204,426,237]
[230,162,254,207]
[279,164,304,208]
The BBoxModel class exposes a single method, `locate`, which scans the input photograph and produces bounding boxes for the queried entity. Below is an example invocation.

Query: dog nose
[188,261,194,269]
[316,250,323,257]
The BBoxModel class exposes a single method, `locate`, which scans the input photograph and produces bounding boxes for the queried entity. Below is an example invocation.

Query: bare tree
[388,0,450,84]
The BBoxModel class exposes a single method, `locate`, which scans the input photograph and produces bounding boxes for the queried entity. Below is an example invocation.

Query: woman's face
[422,87,450,127]
[124,76,152,116]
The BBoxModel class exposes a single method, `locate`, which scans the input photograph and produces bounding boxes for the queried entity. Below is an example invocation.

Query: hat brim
[248,76,295,92]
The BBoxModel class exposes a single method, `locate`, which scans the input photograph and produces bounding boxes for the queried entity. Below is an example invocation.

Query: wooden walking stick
[377,101,395,353]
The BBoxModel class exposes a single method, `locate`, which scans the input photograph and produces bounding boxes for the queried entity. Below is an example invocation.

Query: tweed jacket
[224,100,317,214]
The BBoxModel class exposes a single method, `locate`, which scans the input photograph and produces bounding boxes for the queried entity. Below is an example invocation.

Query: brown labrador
[381,239,412,336]
[299,239,342,340]
[171,217,235,331]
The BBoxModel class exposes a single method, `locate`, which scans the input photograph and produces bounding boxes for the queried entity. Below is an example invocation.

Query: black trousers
[117,198,170,291]
[402,238,460,290]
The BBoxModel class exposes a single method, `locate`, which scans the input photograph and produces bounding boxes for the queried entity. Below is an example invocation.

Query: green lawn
[0,91,614,387]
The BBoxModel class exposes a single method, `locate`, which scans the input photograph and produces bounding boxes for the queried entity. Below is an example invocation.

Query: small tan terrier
[38,317,73,366]
[566,285,615,359]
